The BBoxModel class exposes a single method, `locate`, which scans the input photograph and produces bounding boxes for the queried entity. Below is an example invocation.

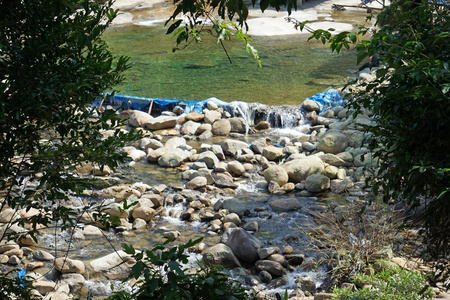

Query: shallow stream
[103,10,370,105]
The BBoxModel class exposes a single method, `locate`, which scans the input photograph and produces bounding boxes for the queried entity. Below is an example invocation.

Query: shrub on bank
[332,265,434,300]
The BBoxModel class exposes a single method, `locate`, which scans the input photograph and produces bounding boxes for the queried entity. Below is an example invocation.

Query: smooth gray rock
[145,116,178,130]
[221,139,249,157]
[305,174,331,193]
[158,149,190,167]
[282,156,324,183]
[263,165,289,186]
[250,138,267,154]
[128,110,153,128]
[255,260,286,277]
[229,117,247,133]
[204,110,222,124]
[225,228,262,264]
[269,198,302,212]
[196,151,219,169]
[212,119,231,136]
[317,130,349,154]
[185,176,207,190]
[164,137,187,150]
[202,243,241,268]
[181,120,201,135]
[262,145,284,161]
[227,161,245,176]
[302,100,320,112]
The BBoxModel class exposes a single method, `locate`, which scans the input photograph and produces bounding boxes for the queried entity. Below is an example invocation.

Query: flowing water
[29,9,374,297]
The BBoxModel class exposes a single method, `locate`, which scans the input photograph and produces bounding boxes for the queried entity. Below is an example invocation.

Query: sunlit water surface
[104,10,367,105]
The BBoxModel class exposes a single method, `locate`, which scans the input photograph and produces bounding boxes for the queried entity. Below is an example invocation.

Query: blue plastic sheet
[92,94,209,114]
[304,91,343,114]
[18,268,25,288]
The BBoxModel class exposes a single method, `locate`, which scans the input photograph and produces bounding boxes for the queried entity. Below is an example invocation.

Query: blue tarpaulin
[92,94,211,114]
[303,91,343,114]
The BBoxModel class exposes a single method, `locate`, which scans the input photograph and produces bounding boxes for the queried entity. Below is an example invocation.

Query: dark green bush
[108,238,256,300]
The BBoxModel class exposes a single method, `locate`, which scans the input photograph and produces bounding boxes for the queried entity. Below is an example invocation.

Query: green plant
[108,237,256,300]
[346,0,450,256]
[0,0,138,294]
[332,265,434,300]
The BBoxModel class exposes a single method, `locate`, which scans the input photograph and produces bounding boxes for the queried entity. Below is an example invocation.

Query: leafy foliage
[108,238,256,300]
[0,0,138,293]
[332,265,434,300]
[0,0,137,240]
[0,270,39,300]
[345,0,450,256]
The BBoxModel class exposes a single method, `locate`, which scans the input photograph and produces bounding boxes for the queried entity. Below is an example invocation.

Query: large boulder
[145,116,178,130]
[263,165,289,186]
[212,119,231,136]
[228,117,247,133]
[213,173,238,189]
[121,146,146,161]
[221,139,249,157]
[204,110,222,124]
[139,138,163,150]
[147,147,166,163]
[185,112,204,122]
[202,243,241,268]
[227,161,245,176]
[54,257,85,274]
[282,156,324,183]
[262,146,284,161]
[225,228,262,264]
[196,151,219,169]
[90,250,135,280]
[185,176,208,190]
[128,110,153,128]
[250,138,268,154]
[255,260,286,277]
[131,207,156,221]
[305,174,331,193]
[317,130,349,154]
[318,153,346,167]
[165,137,187,150]
[181,120,201,135]
[158,149,190,167]
[302,100,320,112]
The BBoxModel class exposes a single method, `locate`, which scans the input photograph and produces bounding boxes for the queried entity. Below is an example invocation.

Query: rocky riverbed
[1,70,449,299]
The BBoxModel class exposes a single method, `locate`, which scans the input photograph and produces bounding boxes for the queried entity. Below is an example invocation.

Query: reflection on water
[104,22,359,105]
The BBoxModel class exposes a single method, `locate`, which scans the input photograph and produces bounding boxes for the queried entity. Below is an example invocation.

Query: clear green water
[104,23,358,105]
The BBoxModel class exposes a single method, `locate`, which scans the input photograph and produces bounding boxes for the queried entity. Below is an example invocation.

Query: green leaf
[260,0,270,12]
[167,19,183,34]
[122,243,135,255]
[131,261,144,279]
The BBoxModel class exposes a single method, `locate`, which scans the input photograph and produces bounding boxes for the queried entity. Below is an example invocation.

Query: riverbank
[110,0,384,35]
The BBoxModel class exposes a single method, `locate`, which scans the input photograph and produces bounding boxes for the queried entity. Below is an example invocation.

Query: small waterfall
[218,100,307,131]
[263,105,306,128]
